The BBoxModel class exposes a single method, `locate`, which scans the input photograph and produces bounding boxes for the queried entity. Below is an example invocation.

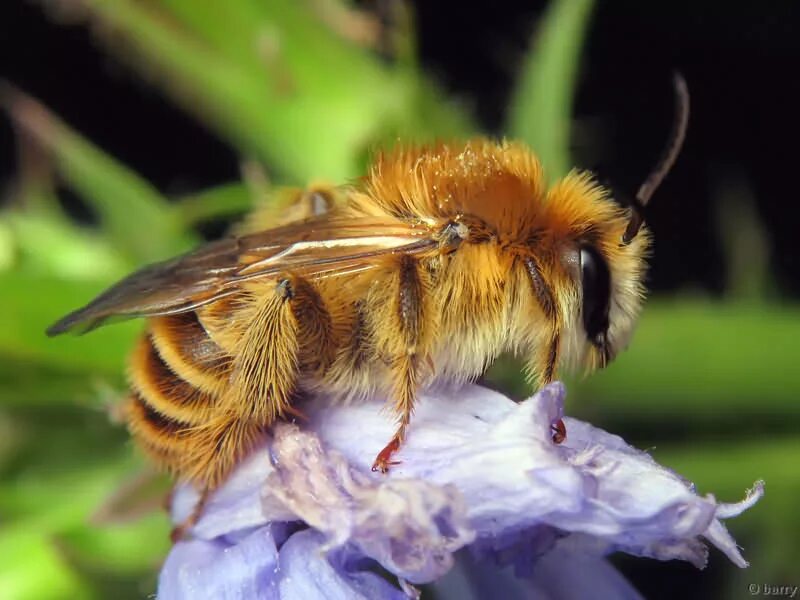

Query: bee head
[572,73,689,371]
[564,224,649,373]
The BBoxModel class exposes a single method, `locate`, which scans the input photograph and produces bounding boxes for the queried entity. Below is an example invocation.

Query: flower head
[160,383,763,599]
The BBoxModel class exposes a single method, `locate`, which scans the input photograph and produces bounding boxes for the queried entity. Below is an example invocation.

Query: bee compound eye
[579,246,611,345]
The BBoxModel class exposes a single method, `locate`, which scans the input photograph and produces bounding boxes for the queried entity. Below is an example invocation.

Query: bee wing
[47,216,436,336]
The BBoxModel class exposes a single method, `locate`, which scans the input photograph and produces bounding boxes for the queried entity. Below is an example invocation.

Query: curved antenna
[622,72,690,245]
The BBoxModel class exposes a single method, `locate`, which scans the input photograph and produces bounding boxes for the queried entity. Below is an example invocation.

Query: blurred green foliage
[0,1,795,598]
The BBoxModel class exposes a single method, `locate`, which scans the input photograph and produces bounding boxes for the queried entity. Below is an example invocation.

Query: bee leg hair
[370,254,431,473]
[522,255,561,384]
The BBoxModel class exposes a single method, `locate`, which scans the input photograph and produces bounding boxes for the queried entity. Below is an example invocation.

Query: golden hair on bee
[48,76,689,538]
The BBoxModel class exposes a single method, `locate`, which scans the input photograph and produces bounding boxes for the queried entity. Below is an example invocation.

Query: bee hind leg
[168,418,264,542]
[169,486,210,543]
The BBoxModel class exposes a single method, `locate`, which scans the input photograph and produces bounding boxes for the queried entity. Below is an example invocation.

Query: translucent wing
[47,216,436,335]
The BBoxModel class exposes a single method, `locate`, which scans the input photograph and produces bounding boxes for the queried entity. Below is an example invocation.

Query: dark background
[1,2,797,598]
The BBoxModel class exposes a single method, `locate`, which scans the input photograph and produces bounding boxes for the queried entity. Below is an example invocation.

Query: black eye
[579,246,611,346]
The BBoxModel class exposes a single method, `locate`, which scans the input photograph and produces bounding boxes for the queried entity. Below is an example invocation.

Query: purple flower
[160,383,763,599]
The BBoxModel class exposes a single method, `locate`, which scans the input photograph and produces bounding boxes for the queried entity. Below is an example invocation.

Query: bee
[48,76,689,536]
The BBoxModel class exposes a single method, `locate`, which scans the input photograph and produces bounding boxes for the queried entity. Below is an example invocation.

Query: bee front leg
[522,256,561,384]
[367,254,435,473]
[522,256,567,444]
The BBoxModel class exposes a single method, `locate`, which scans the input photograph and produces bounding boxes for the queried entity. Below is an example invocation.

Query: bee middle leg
[371,352,421,472]
[367,254,434,473]
[523,256,561,384]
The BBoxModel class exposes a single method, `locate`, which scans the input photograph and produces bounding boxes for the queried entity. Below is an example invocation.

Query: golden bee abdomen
[125,312,232,480]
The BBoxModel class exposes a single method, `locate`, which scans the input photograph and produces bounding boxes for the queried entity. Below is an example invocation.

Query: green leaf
[507,0,595,178]
[565,299,800,422]
[0,219,15,271]
[0,469,167,592]
[0,411,166,592]
[659,437,799,581]
[0,271,137,375]
[657,438,798,500]
[1,86,191,262]
[55,0,474,182]
[172,182,254,227]
[0,360,123,408]
[485,299,800,425]
[58,514,169,575]
[0,531,91,600]
[714,176,774,302]
[4,212,130,281]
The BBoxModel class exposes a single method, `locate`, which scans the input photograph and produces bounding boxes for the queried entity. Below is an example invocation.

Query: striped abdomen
[125,311,259,487]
